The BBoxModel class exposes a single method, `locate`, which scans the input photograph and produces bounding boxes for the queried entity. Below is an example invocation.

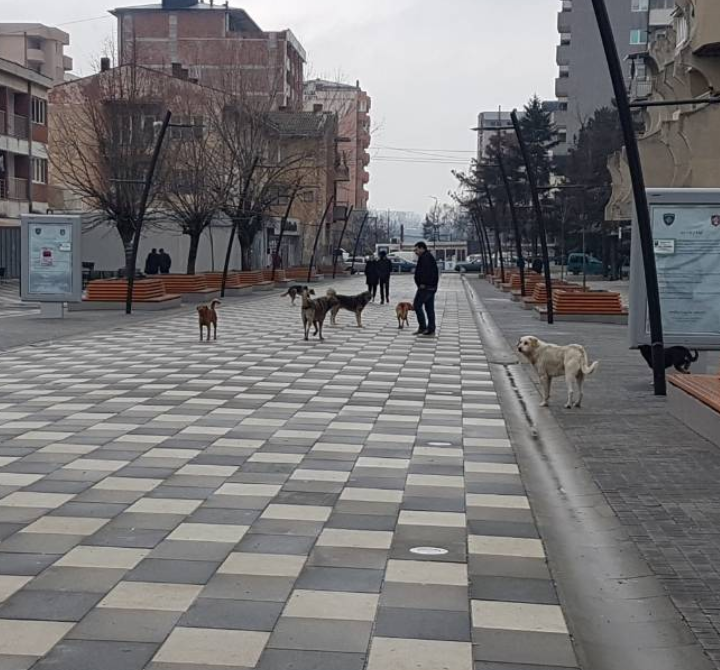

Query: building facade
[0,57,51,224]
[304,79,371,214]
[0,24,73,86]
[554,0,658,154]
[475,111,516,162]
[111,0,306,110]
[607,0,720,222]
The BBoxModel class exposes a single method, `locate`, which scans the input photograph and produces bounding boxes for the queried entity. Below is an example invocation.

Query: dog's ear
[530,337,540,349]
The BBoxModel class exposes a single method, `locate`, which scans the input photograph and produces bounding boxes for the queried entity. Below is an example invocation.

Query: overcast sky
[2,0,558,217]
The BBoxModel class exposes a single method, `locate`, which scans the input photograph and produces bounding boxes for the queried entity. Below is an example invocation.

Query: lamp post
[590,0,666,396]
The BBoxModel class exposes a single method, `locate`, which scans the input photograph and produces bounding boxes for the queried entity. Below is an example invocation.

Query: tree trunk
[241,244,252,271]
[187,232,201,275]
[123,239,134,280]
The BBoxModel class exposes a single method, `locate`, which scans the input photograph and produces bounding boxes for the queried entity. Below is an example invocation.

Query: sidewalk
[470,275,720,669]
[0,275,582,670]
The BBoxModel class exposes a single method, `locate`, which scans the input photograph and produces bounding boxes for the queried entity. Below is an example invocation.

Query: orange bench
[669,374,720,413]
[263,269,290,285]
[286,267,321,282]
[229,270,273,291]
[521,281,582,309]
[497,270,518,289]
[73,279,181,311]
[510,274,543,300]
[158,275,220,303]
[669,369,720,448]
[203,272,254,296]
[533,290,627,323]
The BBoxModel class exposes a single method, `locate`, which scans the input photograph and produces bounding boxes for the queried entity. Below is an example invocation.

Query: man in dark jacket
[158,249,172,275]
[365,256,379,301]
[144,249,160,275]
[376,250,392,304]
[413,241,439,336]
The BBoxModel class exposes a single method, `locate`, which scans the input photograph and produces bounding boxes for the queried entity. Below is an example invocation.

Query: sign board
[21,215,82,303]
[629,189,720,349]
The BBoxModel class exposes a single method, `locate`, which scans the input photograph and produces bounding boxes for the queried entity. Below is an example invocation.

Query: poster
[27,222,74,295]
[651,205,720,337]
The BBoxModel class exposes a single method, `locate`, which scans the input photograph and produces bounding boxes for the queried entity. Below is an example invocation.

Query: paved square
[0,276,579,669]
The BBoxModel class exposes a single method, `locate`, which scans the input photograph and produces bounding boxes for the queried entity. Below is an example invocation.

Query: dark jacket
[144,253,160,275]
[365,259,379,284]
[415,251,439,289]
[158,252,172,274]
[376,257,392,281]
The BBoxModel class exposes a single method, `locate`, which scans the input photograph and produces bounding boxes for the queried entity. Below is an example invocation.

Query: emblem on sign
[663,213,676,226]
[712,215,720,227]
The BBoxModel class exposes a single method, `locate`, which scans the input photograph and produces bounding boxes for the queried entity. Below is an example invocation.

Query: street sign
[21,215,83,307]
[630,189,720,349]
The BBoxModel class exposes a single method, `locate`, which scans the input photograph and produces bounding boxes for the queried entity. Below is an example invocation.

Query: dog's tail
[691,349,700,362]
[210,299,221,310]
[581,349,599,375]
[280,290,290,297]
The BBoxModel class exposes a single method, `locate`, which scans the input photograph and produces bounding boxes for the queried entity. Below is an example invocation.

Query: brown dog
[197,299,220,342]
[396,302,414,329]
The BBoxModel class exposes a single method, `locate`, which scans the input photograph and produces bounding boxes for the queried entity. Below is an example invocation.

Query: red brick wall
[133,12,169,39]
[32,123,48,143]
[32,183,48,203]
[177,12,224,38]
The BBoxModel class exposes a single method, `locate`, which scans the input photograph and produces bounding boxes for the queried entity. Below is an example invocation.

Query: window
[558,102,568,111]
[650,0,673,8]
[630,29,648,45]
[631,0,649,12]
[31,157,48,184]
[31,97,47,125]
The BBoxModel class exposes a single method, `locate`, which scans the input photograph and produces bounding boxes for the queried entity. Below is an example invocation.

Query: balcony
[0,109,5,135]
[556,44,570,66]
[63,55,74,72]
[555,76,569,98]
[557,10,572,33]
[693,0,720,56]
[26,48,46,65]
[0,178,28,201]
[10,115,29,141]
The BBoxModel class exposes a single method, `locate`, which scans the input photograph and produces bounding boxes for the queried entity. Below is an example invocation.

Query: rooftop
[265,111,334,137]
[110,2,262,32]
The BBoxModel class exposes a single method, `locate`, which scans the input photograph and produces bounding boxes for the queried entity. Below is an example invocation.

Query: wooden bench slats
[86,279,179,303]
[159,275,211,293]
[552,290,624,315]
[669,375,720,413]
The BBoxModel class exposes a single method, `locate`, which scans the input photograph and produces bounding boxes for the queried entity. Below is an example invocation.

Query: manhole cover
[410,547,449,556]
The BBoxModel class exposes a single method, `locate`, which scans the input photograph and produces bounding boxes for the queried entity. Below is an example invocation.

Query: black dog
[282,285,314,306]
[639,345,699,374]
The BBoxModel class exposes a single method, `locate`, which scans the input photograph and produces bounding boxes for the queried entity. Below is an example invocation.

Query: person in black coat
[376,250,392,304]
[365,255,379,301]
[144,249,160,275]
[158,248,172,275]
[413,241,440,336]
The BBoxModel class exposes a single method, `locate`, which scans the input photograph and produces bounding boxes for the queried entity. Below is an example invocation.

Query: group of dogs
[195,288,700,411]
[281,284,414,341]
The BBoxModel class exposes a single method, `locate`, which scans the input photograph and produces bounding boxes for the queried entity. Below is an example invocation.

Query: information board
[630,189,720,349]
[21,215,82,303]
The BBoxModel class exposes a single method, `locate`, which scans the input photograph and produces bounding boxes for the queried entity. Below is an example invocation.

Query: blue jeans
[414,289,436,333]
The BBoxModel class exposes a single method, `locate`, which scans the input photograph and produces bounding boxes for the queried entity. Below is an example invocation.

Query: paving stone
[30,639,158,670]
[0,590,103,622]
[256,649,366,670]
[237,534,316,556]
[180,598,283,631]
[126,559,221,585]
[380,583,469,612]
[295,567,384,593]
[201,575,296,603]
[24,567,126,594]
[375,606,472,641]
[68,609,182,643]
[268,618,372,653]
[153,628,269,667]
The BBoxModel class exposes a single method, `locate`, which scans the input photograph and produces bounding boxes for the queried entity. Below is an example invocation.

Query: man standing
[158,248,172,275]
[365,255,379,302]
[376,250,392,305]
[413,241,439,336]
[144,249,160,275]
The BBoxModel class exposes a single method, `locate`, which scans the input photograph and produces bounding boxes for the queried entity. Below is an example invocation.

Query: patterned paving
[0,275,579,670]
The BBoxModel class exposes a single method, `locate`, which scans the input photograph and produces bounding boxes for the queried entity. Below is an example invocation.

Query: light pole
[428,196,439,254]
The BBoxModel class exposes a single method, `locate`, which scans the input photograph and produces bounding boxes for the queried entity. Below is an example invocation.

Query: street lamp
[428,196,440,253]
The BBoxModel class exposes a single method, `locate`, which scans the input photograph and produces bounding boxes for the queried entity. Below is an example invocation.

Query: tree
[50,64,174,279]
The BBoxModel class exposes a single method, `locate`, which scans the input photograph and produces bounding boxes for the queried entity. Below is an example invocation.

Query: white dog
[517,336,599,409]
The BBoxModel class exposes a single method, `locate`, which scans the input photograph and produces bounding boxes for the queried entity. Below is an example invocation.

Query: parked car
[391,258,416,273]
[348,257,366,274]
[567,253,604,276]
[454,259,484,273]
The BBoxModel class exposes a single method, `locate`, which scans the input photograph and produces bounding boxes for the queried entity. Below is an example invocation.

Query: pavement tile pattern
[0,276,579,670]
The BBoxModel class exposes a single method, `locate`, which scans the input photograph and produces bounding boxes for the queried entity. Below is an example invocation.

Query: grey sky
[2,0,558,217]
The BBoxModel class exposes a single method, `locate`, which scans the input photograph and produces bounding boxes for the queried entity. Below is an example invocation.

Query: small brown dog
[396,302,414,329]
[197,299,220,341]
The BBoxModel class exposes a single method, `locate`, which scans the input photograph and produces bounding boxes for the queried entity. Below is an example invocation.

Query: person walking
[365,255,379,302]
[413,241,439,336]
[144,249,160,275]
[376,250,392,304]
[158,248,172,275]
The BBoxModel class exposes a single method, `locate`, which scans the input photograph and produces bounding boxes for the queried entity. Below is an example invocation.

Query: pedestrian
[365,255,379,302]
[158,248,172,275]
[532,257,543,275]
[144,248,160,275]
[376,250,392,304]
[413,241,439,336]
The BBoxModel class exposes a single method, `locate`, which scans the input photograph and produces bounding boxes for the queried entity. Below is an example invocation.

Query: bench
[158,275,220,304]
[203,272,254,296]
[521,281,582,310]
[262,269,290,286]
[235,271,274,291]
[533,290,627,324]
[71,279,182,311]
[669,371,720,449]
[286,268,322,282]
[497,270,518,290]
[509,274,543,301]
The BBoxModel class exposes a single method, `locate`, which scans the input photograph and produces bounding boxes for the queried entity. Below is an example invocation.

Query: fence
[0,226,21,279]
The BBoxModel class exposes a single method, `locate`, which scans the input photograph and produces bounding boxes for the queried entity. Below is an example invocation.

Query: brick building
[111,0,306,110]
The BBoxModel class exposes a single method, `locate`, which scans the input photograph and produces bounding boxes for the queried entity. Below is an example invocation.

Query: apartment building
[554,0,660,154]
[0,57,51,223]
[0,24,73,86]
[304,79,371,214]
[111,0,306,110]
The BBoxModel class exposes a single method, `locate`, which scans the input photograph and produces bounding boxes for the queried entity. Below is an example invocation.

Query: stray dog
[396,302,414,329]
[639,344,699,374]
[327,289,371,328]
[517,335,599,409]
[282,285,314,306]
[197,299,221,342]
[301,289,337,341]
